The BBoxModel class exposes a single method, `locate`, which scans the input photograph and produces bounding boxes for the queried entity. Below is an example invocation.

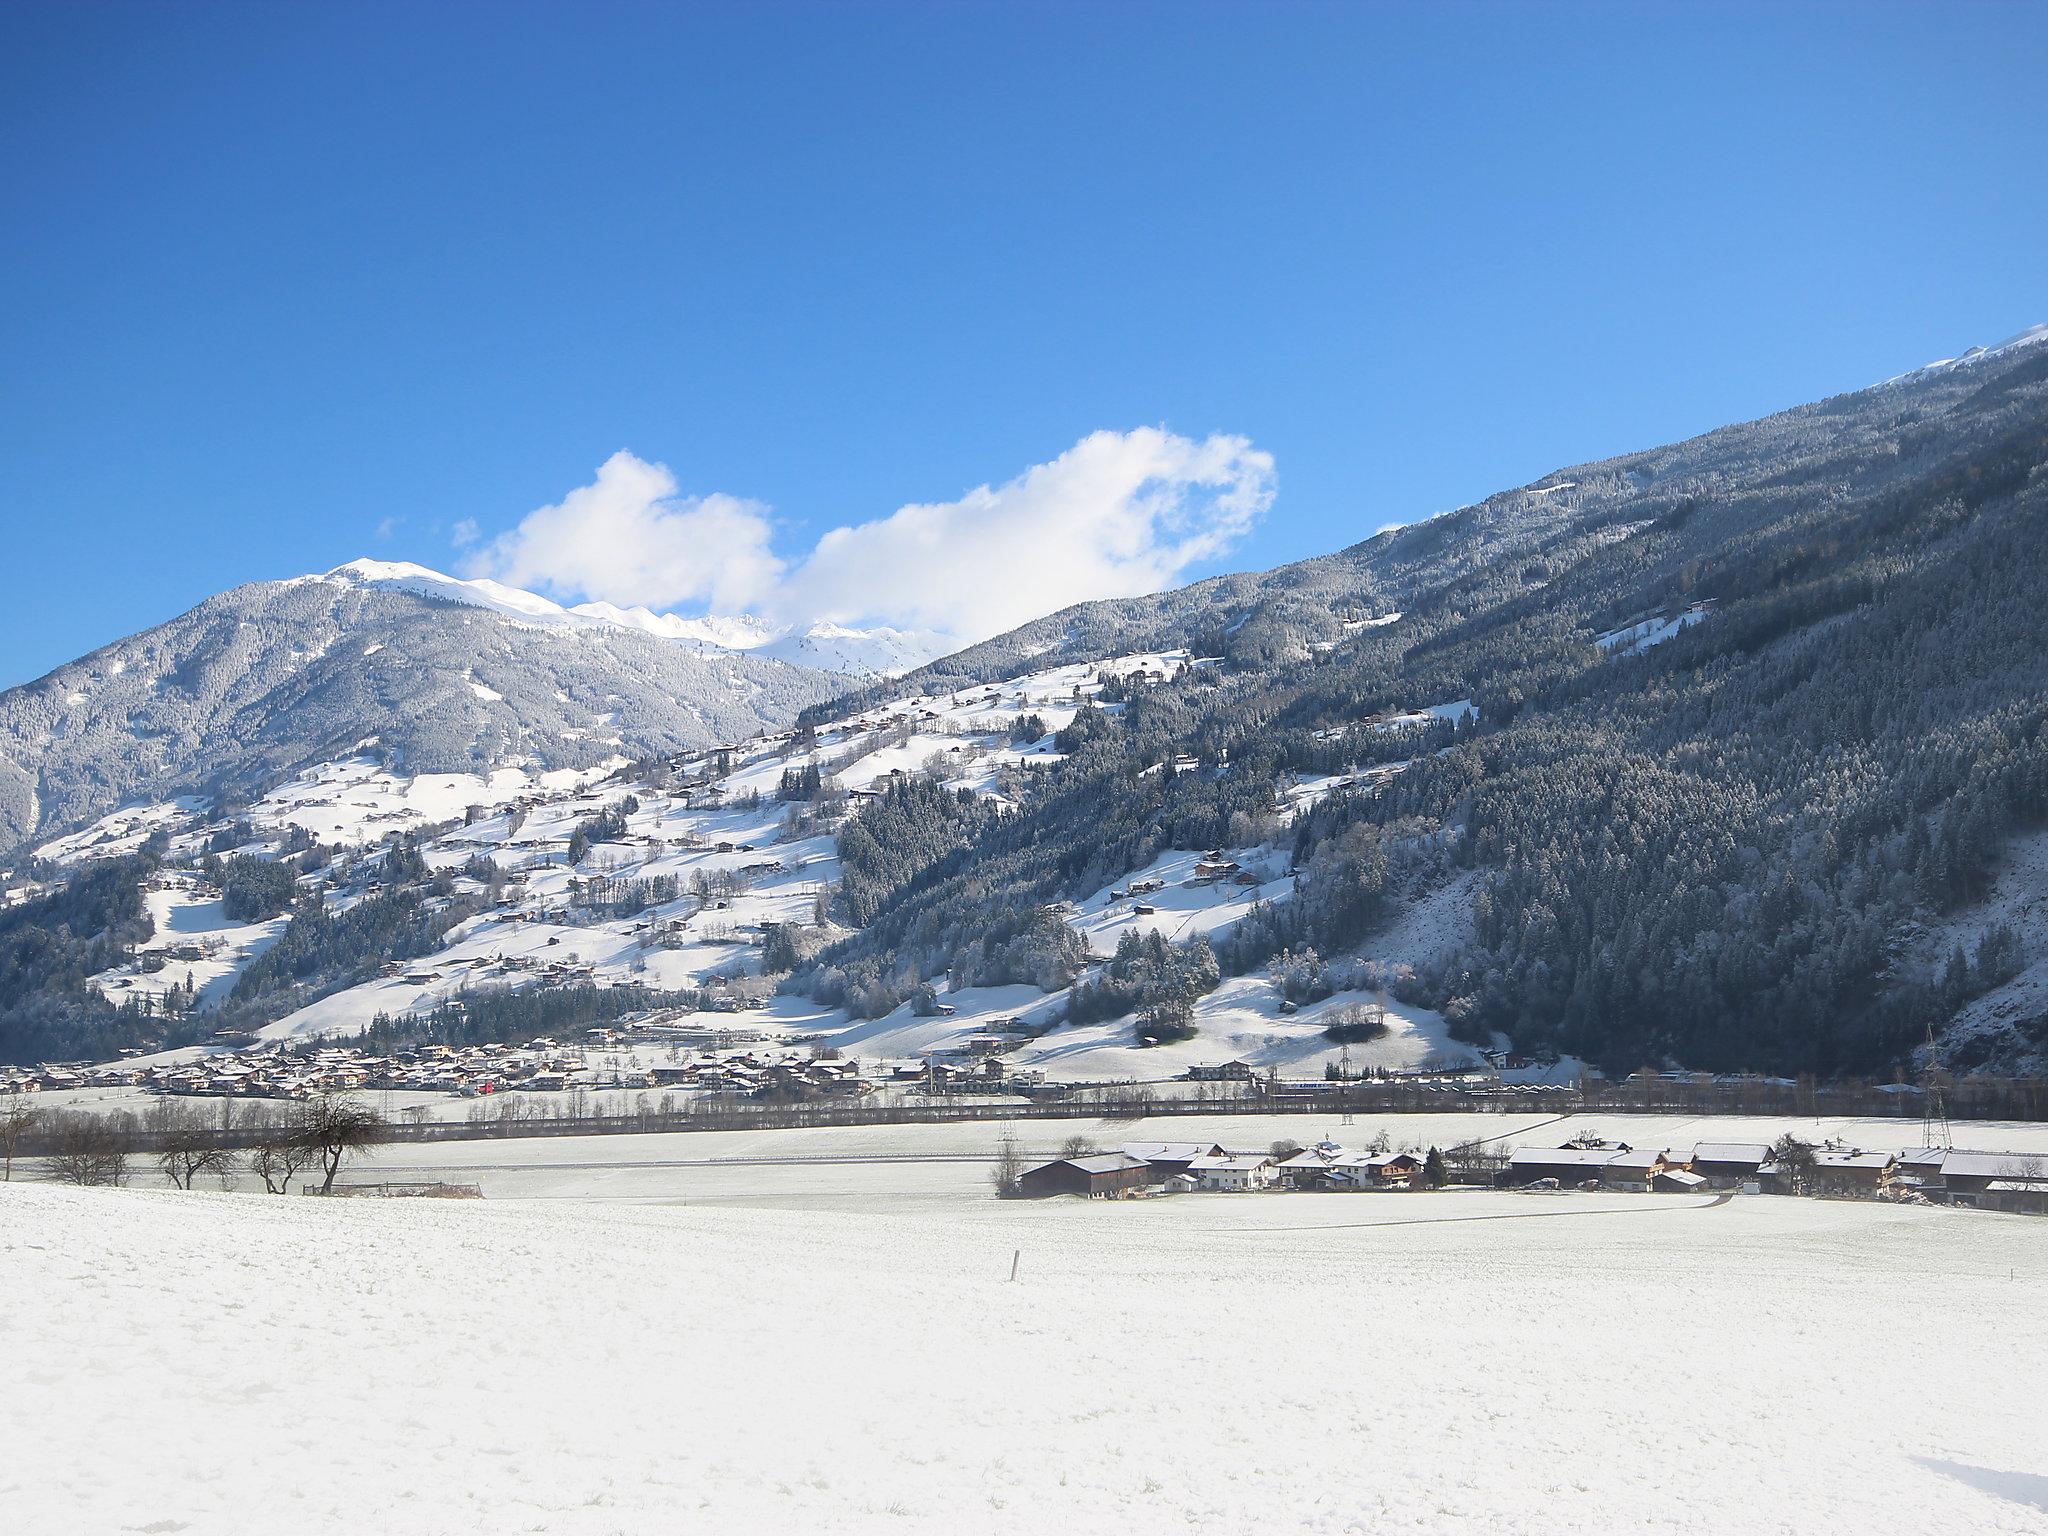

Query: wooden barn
[1506,1146,1627,1187]
[1017,1153,1153,1199]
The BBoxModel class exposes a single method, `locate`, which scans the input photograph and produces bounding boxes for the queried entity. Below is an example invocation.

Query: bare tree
[0,1093,39,1181]
[41,1116,130,1187]
[247,1130,319,1195]
[1058,1133,1099,1159]
[991,1135,1026,1197]
[301,1094,391,1194]
[153,1105,238,1190]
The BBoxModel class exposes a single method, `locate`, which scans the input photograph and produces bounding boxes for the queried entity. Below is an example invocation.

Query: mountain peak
[310,558,953,677]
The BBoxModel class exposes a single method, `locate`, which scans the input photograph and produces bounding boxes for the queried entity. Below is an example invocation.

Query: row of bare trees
[1,1093,389,1194]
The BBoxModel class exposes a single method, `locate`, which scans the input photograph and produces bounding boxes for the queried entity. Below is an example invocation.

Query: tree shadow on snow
[1912,1457,2048,1514]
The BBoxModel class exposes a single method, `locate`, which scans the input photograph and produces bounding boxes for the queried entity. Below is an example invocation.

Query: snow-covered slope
[30,645,1495,1089]
[0,568,842,853]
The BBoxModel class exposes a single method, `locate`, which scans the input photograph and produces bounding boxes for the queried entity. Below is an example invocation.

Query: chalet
[1688,1142,1772,1186]
[1119,1141,1227,1179]
[1653,1168,1708,1194]
[1017,1153,1153,1199]
[1364,1151,1425,1187]
[1808,1150,1895,1196]
[1895,1146,1951,1189]
[1602,1148,1672,1191]
[1183,1061,1255,1082]
[1274,1140,1366,1188]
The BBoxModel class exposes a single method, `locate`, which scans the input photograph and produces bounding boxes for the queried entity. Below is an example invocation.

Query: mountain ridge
[0,573,843,856]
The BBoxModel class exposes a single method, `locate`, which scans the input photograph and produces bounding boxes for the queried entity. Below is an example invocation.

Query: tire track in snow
[1209,1191,1733,1234]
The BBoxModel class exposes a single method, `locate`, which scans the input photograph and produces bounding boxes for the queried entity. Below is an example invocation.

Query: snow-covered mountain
[0,567,846,855]
[323,559,953,680]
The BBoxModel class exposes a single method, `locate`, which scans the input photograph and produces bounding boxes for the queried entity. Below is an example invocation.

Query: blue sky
[2,1,2044,684]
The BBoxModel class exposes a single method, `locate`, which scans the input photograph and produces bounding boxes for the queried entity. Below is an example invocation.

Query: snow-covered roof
[1189,1154,1273,1172]
[1690,1143,1771,1164]
[1278,1148,1388,1170]
[1937,1151,2048,1180]
[1121,1142,1225,1162]
[1813,1151,1893,1170]
[1052,1154,1151,1176]
[1606,1148,1668,1171]
[1656,1169,1707,1188]
[1510,1147,1624,1167]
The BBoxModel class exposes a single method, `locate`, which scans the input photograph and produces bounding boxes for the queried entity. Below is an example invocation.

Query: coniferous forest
[790,344,2048,1077]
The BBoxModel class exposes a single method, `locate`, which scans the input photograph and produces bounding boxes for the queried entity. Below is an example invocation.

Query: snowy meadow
[6,1145,2047,1535]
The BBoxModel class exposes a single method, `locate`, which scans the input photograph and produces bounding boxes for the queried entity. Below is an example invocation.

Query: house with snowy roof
[1805,1149,1896,1195]
[1188,1153,1277,1192]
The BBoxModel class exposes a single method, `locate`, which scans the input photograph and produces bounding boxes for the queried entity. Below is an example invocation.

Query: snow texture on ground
[5,1170,2046,1535]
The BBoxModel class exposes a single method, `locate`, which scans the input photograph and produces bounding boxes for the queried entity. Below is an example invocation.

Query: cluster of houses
[1506,1136,2048,1212]
[5,1030,1060,1107]
[1018,1139,1432,1198]
[1013,1133,2048,1214]
[5,1041,593,1100]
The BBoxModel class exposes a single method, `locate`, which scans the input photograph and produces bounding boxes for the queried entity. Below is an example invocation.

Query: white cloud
[449,518,479,549]
[459,429,1273,644]
[463,451,784,615]
[777,429,1273,643]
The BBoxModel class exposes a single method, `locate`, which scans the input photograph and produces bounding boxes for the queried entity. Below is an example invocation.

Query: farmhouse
[1806,1150,1896,1195]
[1602,1147,1673,1191]
[1188,1153,1277,1192]
[1365,1151,1426,1187]
[1017,1153,1153,1199]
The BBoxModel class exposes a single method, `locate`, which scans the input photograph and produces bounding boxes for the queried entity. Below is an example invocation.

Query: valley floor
[6,1151,2048,1534]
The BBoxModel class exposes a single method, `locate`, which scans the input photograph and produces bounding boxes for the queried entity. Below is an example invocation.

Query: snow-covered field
[6,1170,2046,1535]
[201,1111,2048,1201]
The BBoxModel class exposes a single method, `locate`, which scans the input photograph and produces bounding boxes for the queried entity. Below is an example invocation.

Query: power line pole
[1922,1019,1953,1151]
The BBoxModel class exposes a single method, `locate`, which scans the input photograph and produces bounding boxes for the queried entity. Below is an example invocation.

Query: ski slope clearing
[1595,601,1711,656]
[7,1179,2046,1535]
[90,873,287,1010]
